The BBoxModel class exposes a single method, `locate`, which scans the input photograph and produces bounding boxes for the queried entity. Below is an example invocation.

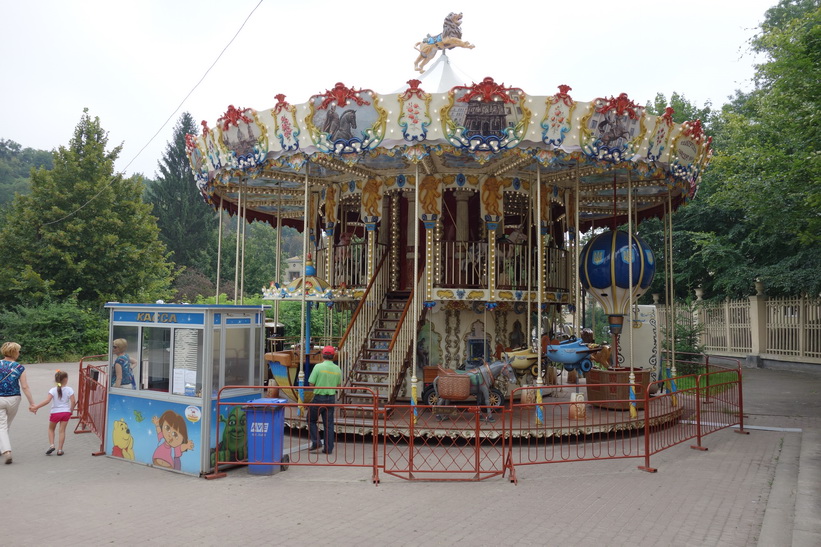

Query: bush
[0,298,108,362]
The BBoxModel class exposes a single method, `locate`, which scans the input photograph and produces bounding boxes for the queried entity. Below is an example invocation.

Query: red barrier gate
[74,355,108,455]
[381,404,510,482]
[640,359,746,472]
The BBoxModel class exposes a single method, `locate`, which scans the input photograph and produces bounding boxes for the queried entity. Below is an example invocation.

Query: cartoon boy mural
[152,410,195,470]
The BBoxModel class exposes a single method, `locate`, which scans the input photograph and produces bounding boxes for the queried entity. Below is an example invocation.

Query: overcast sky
[2,0,776,178]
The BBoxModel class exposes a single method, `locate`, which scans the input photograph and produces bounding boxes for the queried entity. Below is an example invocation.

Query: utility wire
[43,0,264,226]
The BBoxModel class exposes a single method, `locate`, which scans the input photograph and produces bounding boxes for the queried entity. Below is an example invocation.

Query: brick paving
[3,363,819,546]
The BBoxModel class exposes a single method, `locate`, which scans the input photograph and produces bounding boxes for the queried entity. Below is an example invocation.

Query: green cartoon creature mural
[211,407,247,466]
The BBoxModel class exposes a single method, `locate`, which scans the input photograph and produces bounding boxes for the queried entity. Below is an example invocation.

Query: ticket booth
[103,303,268,476]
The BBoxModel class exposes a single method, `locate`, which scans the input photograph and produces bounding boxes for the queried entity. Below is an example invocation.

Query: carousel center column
[419,175,443,302]
[361,176,384,282]
[390,192,400,291]
[405,191,416,288]
[481,176,504,302]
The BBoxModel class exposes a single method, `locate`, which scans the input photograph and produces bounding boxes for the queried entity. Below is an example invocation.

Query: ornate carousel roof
[185,52,711,233]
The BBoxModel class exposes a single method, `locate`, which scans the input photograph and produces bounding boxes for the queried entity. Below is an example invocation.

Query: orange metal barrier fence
[508,384,645,473]
[381,404,509,482]
[505,360,745,477]
[74,355,108,455]
[640,359,746,472]
[202,361,745,484]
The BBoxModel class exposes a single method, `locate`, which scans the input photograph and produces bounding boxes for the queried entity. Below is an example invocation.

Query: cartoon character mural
[111,419,135,460]
[152,410,195,470]
[211,406,248,466]
[106,394,204,475]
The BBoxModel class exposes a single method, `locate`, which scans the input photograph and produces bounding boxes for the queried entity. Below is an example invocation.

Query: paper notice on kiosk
[173,370,197,395]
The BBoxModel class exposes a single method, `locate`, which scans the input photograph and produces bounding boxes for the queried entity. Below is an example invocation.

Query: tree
[703,0,821,296]
[638,1,821,300]
[0,109,174,307]
[144,112,218,277]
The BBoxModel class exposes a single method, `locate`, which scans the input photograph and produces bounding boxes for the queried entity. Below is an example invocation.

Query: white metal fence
[657,295,821,363]
[766,295,821,360]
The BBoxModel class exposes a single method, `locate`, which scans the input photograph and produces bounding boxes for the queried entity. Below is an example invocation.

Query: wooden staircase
[344,291,410,409]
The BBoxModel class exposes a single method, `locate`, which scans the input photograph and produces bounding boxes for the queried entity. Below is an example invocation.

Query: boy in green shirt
[308,346,342,454]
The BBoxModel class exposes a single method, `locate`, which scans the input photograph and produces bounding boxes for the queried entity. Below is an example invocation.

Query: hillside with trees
[0,138,53,208]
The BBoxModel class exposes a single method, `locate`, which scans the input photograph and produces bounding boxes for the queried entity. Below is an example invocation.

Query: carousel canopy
[186,73,711,232]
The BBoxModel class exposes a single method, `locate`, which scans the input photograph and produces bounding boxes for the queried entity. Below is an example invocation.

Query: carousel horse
[433,357,516,422]
[460,242,487,282]
[335,231,353,263]
[331,109,357,141]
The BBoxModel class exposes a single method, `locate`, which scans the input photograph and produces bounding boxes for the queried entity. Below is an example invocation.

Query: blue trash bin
[245,397,287,475]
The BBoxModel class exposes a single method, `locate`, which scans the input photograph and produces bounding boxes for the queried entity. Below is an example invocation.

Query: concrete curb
[758,433,799,546]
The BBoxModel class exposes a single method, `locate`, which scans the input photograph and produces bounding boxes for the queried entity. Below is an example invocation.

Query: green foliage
[640,0,821,300]
[193,293,348,346]
[646,92,713,124]
[703,1,821,295]
[144,113,218,277]
[675,370,737,393]
[0,110,175,308]
[582,297,612,345]
[0,298,108,362]
[215,218,301,299]
[0,138,54,208]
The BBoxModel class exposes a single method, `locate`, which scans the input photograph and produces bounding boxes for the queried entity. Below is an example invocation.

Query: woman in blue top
[0,342,35,464]
[111,339,137,389]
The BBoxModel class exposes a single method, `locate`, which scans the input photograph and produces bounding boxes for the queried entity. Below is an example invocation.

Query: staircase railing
[337,253,389,382]
[386,266,426,403]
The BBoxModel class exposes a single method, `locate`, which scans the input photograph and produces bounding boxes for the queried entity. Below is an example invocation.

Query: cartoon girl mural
[152,410,194,470]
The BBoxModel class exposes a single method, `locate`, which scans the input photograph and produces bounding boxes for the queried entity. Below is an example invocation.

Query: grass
[673,368,738,395]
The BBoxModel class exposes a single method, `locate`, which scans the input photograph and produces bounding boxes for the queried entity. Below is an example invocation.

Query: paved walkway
[4,362,820,546]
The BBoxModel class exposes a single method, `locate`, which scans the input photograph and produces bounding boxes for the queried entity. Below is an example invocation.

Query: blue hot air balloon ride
[579,229,656,338]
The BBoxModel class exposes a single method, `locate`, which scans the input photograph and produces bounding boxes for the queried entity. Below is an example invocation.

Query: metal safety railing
[74,355,108,455]
[381,404,509,482]
[200,361,744,484]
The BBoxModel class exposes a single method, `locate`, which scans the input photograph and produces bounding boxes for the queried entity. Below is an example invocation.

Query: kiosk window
[253,328,263,386]
[224,327,252,386]
[142,327,171,392]
[110,325,139,389]
[212,330,222,395]
[172,329,203,396]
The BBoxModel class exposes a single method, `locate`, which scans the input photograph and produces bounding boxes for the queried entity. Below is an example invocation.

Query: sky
[1,0,778,179]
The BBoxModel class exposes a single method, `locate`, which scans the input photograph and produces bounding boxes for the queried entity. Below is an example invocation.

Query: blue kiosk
[104,303,268,475]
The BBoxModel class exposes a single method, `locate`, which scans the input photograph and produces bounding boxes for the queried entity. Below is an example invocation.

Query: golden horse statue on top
[413,12,475,73]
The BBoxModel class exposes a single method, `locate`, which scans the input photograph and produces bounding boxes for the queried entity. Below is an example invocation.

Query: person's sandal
[56,450,64,456]
[3,451,11,464]
[46,446,55,455]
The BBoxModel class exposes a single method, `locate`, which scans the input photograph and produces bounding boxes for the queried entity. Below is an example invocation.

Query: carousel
[185,13,711,437]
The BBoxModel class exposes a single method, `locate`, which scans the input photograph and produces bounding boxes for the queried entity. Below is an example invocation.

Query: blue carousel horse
[433,357,516,422]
